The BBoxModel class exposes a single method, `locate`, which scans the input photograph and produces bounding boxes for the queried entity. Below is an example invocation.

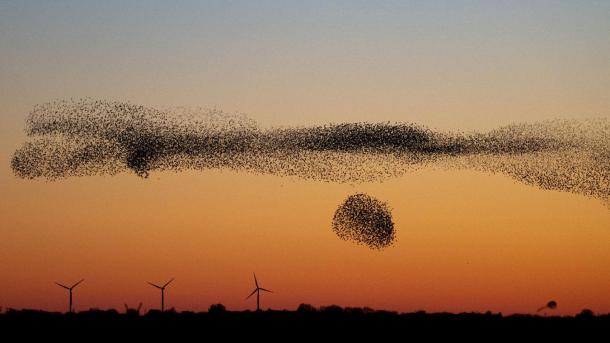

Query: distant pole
[256,290,260,311]
[69,289,73,313]
[161,288,164,312]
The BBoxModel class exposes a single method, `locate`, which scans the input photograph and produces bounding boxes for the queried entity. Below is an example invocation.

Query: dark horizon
[2,305,607,339]
[1,302,603,318]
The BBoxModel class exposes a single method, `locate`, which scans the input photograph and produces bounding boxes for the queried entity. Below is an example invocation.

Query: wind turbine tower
[246,273,273,311]
[147,278,174,312]
[55,279,84,313]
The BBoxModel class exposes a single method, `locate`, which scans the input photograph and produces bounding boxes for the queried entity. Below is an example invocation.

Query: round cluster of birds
[332,194,395,249]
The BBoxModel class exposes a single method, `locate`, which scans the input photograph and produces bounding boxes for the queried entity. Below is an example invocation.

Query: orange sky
[1,165,609,315]
[1,1,609,315]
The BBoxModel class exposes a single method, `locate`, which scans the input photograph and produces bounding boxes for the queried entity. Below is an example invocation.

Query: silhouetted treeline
[1,305,608,339]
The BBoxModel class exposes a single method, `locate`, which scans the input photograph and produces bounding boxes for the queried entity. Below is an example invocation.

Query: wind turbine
[55,279,84,313]
[246,273,273,311]
[147,278,174,312]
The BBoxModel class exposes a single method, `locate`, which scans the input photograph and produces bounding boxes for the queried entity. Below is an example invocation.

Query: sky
[1,1,609,315]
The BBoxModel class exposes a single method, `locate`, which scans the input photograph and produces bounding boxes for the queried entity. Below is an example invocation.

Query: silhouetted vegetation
[576,308,595,319]
[208,303,226,314]
[1,305,608,338]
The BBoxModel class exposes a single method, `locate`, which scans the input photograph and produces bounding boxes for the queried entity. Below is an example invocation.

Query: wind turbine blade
[71,279,84,289]
[246,289,257,299]
[253,273,259,288]
[163,278,175,288]
[147,281,162,289]
[260,288,273,293]
[55,282,69,290]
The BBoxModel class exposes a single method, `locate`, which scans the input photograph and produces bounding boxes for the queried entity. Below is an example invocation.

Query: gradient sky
[1,1,609,315]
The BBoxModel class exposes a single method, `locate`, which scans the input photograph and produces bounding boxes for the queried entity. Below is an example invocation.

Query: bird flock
[333,193,395,249]
[11,99,610,248]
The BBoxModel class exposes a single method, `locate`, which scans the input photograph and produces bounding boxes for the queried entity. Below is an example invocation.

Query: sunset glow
[1,1,609,316]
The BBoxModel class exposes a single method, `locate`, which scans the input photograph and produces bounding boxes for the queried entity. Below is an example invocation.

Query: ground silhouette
[1,305,608,339]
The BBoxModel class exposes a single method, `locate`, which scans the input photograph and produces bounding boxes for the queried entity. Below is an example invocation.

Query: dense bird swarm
[9,99,610,248]
[11,99,610,204]
[332,194,395,249]
[11,99,610,201]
